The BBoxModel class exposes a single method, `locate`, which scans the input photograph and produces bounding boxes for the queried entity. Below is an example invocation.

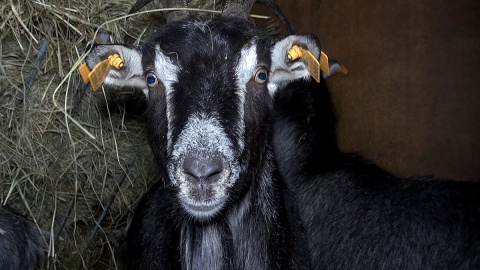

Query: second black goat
[273,75,480,269]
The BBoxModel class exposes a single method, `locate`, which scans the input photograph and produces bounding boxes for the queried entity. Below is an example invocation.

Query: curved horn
[222,0,256,20]
[128,0,154,15]
[222,0,292,34]
[256,0,292,34]
[128,0,189,23]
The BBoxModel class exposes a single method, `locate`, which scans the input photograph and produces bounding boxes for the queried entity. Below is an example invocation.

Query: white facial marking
[151,45,180,150]
[236,43,258,86]
[233,43,258,152]
[169,114,240,219]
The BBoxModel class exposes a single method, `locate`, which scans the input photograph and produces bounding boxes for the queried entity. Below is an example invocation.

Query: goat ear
[268,34,321,94]
[84,44,147,90]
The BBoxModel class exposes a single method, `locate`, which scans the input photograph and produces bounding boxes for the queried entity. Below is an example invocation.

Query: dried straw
[0,0,276,268]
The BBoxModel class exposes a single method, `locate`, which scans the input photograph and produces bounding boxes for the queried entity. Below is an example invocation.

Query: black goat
[0,206,46,270]
[273,75,480,268]
[83,0,319,269]
[84,0,480,267]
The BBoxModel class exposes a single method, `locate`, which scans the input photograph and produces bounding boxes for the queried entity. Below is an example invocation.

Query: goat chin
[179,197,226,220]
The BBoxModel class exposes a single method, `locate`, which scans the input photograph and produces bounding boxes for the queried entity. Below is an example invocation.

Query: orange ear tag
[287,45,330,83]
[320,51,330,77]
[78,54,124,91]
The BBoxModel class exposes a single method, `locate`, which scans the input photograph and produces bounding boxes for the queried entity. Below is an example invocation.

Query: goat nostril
[182,154,224,185]
[205,168,222,184]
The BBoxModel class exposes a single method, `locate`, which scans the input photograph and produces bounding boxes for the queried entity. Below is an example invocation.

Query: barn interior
[0,0,479,268]
[270,0,480,181]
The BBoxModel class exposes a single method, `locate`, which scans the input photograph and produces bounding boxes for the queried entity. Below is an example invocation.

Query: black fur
[0,206,46,270]
[273,79,480,269]
[127,17,311,270]
[273,79,341,180]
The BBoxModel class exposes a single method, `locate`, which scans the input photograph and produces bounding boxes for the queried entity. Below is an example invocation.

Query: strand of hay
[0,0,277,268]
[2,0,186,268]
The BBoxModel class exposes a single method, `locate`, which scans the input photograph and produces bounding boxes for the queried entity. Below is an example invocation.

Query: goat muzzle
[183,153,224,188]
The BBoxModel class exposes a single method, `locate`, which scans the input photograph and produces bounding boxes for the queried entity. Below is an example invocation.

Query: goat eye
[146,72,159,87]
[254,68,268,84]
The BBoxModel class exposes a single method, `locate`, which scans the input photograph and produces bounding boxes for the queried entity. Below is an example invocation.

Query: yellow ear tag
[78,54,124,91]
[79,63,92,84]
[320,51,330,76]
[287,45,331,83]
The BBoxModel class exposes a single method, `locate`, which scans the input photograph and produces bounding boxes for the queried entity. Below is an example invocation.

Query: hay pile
[0,0,280,268]
[0,0,220,268]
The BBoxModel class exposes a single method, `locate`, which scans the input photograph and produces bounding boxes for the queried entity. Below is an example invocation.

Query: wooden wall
[265,0,480,181]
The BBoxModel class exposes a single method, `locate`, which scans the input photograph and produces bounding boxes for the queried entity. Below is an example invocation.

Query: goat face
[85,17,320,221]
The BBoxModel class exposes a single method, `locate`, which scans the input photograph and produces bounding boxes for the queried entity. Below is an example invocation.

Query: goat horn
[128,0,189,23]
[222,0,292,34]
[222,0,257,20]
[256,0,292,34]
[128,0,154,15]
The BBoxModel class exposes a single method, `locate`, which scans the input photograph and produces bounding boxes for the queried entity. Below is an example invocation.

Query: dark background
[256,0,480,181]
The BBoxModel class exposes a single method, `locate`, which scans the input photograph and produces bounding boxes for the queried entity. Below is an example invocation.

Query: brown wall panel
[273,0,480,181]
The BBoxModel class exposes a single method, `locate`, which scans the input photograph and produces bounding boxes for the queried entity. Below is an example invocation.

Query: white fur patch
[236,44,258,86]
[151,45,180,150]
[86,45,146,90]
[105,46,145,89]
[268,35,320,95]
[168,114,240,219]
[233,43,258,152]
[182,224,224,269]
